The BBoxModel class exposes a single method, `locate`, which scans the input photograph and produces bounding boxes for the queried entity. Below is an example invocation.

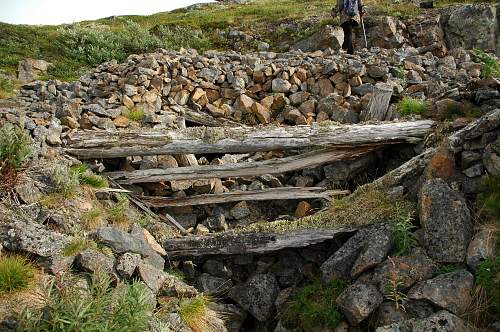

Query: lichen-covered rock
[76,249,115,275]
[136,263,166,294]
[336,283,384,325]
[196,273,233,295]
[408,269,474,315]
[229,273,280,322]
[292,25,344,52]
[116,252,142,279]
[419,179,472,263]
[466,228,496,272]
[376,310,469,332]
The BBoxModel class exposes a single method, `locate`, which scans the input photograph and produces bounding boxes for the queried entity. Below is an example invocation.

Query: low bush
[474,49,500,78]
[49,165,80,198]
[124,108,145,122]
[107,194,130,228]
[390,202,417,256]
[398,97,428,116]
[19,271,155,332]
[0,256,36,294]
[153,25,212,51]
[281,280,346,331]
[0,76,17,99]
[0,124,32,188]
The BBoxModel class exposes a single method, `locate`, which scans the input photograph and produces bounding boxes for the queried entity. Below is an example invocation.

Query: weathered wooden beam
[183,108,242,128]
[360,85,393,121]
[162,228,355,258]
[65,120,434,158]
[142,188,350,207]
[106,147,376,184]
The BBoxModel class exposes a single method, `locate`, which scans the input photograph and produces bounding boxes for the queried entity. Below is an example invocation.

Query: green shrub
[178,294,220,332]
[0,124,32,187]
[474,49,500,78]
[49,165,80,198]
[124,108,145,122]
[398,97,428,116]
[0,76,17,99]
[0,256,36,294]
[390,202,417,256]
[476,256,500,313]
[153,25,212,51]
[19,271,155,332]
[70,164,108,188]
[281,280,346,331]
[385,274,407,311]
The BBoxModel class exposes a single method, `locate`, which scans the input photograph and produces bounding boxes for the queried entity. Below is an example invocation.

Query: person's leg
[341,21,354,54]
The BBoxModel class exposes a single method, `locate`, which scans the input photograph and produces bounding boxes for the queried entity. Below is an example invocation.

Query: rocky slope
[0,2,499,332]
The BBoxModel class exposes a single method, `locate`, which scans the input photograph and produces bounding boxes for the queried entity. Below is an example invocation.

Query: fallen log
[106,147,376,184]
[142,188,350,207]
[162,228,354,258]
[65,120,434,158]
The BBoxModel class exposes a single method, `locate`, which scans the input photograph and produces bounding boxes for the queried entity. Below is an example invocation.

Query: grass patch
[0,256,36,295]
[124,108,145,122]
[474,49,500,78]
[390,203,417,256]
[178,294,220,332]
[70,164,108,188]
[62,237,96,257]
[107,194,131,228]
[433,264,459,277]
[475,256,500,314]
[478,175,500,220]
[439,104,482,120]
[241,185,414,234]
[18,271,155,332]
[0,76,18,99]
[0,124,32,189]
[281,279,346,331]
[81,207,106,231]
[49,165,80,198]
[398,97,428,116]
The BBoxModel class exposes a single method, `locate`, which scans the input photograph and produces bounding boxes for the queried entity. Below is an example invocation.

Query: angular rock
[292,25,344,52]
[466,228,496,272]
[337,283,384,325]
[229,273,280,322]
[116,252,142,279]
[419,179,472,263]
[196,273,233,295]
[408,269,474,315]
[272,78,292,93]
[137,263,167,294]
[376,310,469,332]
[230,201,251,220]
[76,249,114,275]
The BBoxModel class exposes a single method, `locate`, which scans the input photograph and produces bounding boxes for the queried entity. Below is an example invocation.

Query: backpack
[343,0,359,17]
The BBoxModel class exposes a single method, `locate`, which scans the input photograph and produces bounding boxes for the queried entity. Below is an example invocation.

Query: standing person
[332,0,365,54]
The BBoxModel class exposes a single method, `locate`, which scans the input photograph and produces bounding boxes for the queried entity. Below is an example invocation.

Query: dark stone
[337,283,384,325]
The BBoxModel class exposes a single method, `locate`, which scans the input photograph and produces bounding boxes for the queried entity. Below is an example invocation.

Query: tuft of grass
[390,202,417,256]
[81,207,106,231]
[398,97,428,116]
[70,164,108,188]
[178,294,220,332]
[0,124,32,189]
[0,256,36,295]
[476,256,500,314]
[18,271,155,332]
[49,165,80,198]
[0,76,18,99]
[385,275,408,312]
[107,194,130,228]
[62,237,96,257]
[124,108,145,122]
[473,49,500,78]
[281,279,346,331]
[478,175,500,220]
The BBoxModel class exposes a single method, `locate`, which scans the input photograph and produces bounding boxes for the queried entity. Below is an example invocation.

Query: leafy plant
[398,97,428,116]
[0,124,32,188]
[18,271,155,332]
[70,164,108,188]
[107,194,130,227]
[385,276,407,311]
[281,279,346,331]
[0,255,36,294]
[474,49,500,78]
[390,202,417,256]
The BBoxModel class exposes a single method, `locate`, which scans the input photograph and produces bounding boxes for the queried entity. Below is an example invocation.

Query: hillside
[0,0,499,331]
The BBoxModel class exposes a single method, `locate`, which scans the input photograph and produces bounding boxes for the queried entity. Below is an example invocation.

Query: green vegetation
[474,49,500,78]
[107,194,130,228]
[478,175,500,220]
[0,76,17,99]
[385,274,408,311]
[19,271,155,332]
[0,124,32,188]
[281,280,346,331]
[178,294,219,332]
[433,264,459,277]
[70,164,108,188]
[390,203,417,256]
[242,185,414,234]
[476,256,500,313]
[81,207,106,231]
[62,237,97,257]
[439,103,482,120]
[124,108,145,122]
[0,256,36,295]
[398,97,428,116]
[49,165,81,198]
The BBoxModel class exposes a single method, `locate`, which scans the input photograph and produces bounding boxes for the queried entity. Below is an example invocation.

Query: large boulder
[419,179,472,263]
[408,269,474,315]
[292,25,344,52]
[407,14,447,56]
[441,4,497,54]
[229,273,280,322]
[376,310,469,332]
[356,16,408,49]
[18,58,52,82]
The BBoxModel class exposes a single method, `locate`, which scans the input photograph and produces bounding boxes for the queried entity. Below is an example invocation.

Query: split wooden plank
[182,108,242,128]
[65,120,434,158]
[360,85,393,121]
[142,188,350,208]
[106,147,376,184]
[162,228,355,258]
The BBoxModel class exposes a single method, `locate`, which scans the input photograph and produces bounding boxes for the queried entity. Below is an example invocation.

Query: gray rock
[292,25,344,52]
[352,83,375,96]
[408,269,474,315]
[136,263,166,294]
[419,179,472,263]
[209,303,247,332]
[376,302,409,327]
[203,259,232,278]
[272,78,292,93]
[376,310,469,332]
[116,252,142,279]
[483,139,500,175]
[196,273,233,295]
[462,163,483,177]
[14,180,42,204]
[230,201,251,220]
[229,273,280,322]
[76,249,114,275]
[324,153,376,184]
[466,228,496,272]
[337,283,384,325]
[18,58,52,82]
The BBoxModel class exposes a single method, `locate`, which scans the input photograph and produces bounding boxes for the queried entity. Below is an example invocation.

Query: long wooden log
[142,188,350,207]
[65,120,434,158]
[106,147,376,184]
[162,228,354,258]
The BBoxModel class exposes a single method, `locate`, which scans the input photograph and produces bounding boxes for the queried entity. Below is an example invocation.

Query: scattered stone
[337,283,384,325]
[116,252,142,279]
[230,201,251,220]
[137,263,167,294]
[466,228,496,272]
[76,249,114,275]
[376,310,469,332]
